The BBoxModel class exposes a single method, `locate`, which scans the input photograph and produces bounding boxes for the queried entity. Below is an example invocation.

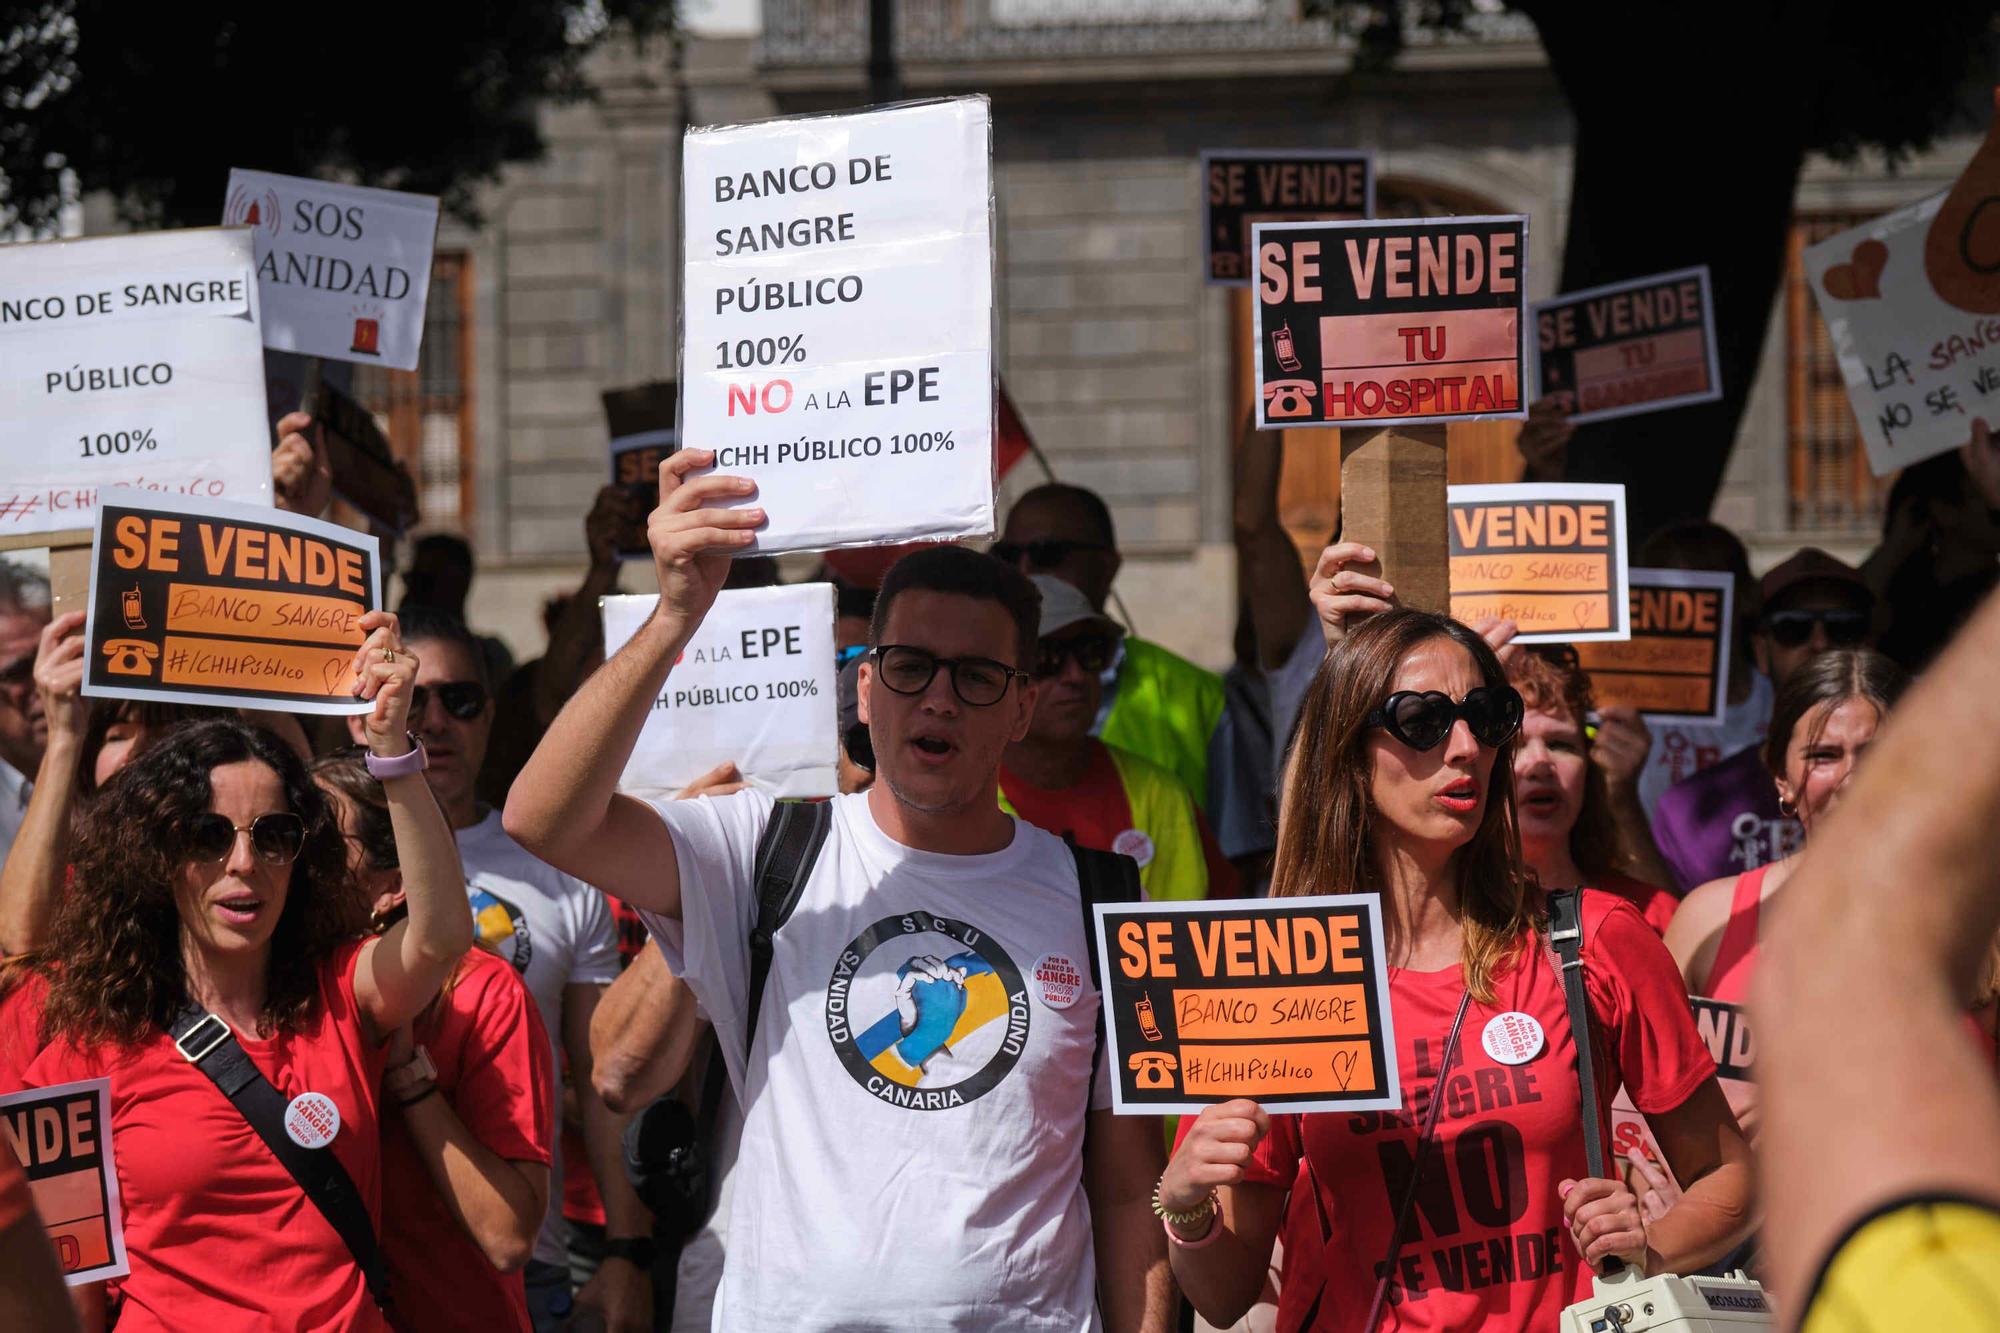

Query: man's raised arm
[503,450,763,918]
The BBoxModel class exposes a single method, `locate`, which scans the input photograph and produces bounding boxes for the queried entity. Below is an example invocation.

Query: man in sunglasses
[1650,548,1878,890]
[1000,575,1233,903]
[507,448,1173,1332]
[997,483,1225,811]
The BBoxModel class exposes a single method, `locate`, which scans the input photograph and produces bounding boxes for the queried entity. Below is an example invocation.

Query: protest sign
[1252,215,1528,431]
[603,381,677,560]
[225,170,440,372]
[0,1078,127,1286]
[1529,266,1721,424]
[0,229,272,543]
[1092,895,1400,1115]
[680,97,995,554]
[602,585,837,797]
[81,489,380,714]
[1201,150,1373,286]
[1447,483,1630,643]
[1573,567,1732,726]
[306,379,419,535]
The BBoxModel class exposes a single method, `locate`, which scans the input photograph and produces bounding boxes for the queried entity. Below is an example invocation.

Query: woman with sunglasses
[1161,608,1750,1332]
[17,612,472,1332]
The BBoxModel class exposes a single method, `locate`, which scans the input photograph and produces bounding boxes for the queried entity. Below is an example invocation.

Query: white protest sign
[0,229,272,540]
[225,170,440,371]
[603,585,837,798]
[681,97,995,555]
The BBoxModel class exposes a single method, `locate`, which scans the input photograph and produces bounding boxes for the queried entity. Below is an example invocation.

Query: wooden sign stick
[1339,424,1448,613]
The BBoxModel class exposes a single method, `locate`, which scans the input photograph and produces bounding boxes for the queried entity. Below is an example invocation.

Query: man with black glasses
[350,608,649,1333]
[1000,575,1233,903]
[1650,549,1878,889]
[506,450,1172,1332]
[996,483,1223,809]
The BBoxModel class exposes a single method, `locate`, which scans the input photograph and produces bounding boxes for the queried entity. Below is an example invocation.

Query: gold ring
[382,647,395,662]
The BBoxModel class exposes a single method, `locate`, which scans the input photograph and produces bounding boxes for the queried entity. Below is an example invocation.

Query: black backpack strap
[168,1004,392,1311]
[743,799,835,1052]
[1545,889,1608,1182]
[1067,839,1142,1115]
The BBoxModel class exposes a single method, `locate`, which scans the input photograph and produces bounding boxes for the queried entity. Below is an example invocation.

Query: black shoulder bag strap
[1066,839,1141,1117]
[168,1004,392,1311]
[1547,887,1624,1277]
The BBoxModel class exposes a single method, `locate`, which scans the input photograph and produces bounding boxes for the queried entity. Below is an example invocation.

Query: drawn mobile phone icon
[121,586,146,631]
[1135,995,1164,1042]
[1273,321,1303,373]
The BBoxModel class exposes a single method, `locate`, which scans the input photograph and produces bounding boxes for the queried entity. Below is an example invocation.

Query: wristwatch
[365,732,429,780]
[383,1045,437,1103]
[602,1236,659,1269]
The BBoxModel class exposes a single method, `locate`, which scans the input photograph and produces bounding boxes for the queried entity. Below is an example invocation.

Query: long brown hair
[1271,610,1535,1001]
[1508,647,1624,882]
[1763,648,1908,779]
[39,719,361,1047]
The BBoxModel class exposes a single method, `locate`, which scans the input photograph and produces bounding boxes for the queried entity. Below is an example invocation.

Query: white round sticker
[1482,1012,1546,1065]
[1112,829,1155,868]
[284,1092,342,1150]
[1032,953,1084,1010]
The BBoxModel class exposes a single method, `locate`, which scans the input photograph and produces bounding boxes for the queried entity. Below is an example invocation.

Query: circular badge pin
[1111,829,1155,868]
[1482,1012,1545,1065]
[1032,953,1084,1010]
[284,1091,342,1150]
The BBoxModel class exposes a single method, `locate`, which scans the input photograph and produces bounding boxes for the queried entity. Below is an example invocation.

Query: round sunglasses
[183,812,306,865]
[1368,685,1523,752]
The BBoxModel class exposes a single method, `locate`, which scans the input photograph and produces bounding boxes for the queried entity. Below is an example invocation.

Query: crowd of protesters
[0,388,1994,1333]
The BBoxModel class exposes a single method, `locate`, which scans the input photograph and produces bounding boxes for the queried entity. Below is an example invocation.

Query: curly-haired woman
[19,612,471,1332]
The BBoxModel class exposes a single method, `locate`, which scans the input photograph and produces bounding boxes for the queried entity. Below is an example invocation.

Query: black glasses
[1764,608,1869,649]
[991,538,1110,568]
[871,645,1027,707]
[1035,634,1118,679]
[409,680,488,720]
[1368,685,1524,752]
[184,812,306,865]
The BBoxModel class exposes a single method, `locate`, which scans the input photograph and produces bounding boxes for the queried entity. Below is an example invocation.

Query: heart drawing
[1330,1047,1359,1091]
[322,657,351,696]
[1822,239,1888,301]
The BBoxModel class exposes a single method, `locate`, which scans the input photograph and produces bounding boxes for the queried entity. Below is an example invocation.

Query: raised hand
[1309,542,1397,647]
[647,450,763,644]
[1158,1098,1272,1215]
[349,611,418,756]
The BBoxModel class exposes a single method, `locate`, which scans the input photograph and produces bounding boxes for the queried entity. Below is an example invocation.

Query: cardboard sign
[1092,895,1400,1116]
[224,170,440,372]
[1253,215,1529,431]
[681,97,996,554]
[1447,483,1631,643]
[1529,266,1722,424]
[603,382,677,560]
[1201,150,1374,286]
[602,585,837,797]
[81,488,380,714]
[307,379,419,536]
[1572,567,1733,726]
[0,1079,128,1286]
[0,228,273,540]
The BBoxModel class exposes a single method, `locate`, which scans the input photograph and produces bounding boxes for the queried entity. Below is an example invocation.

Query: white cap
[1030,574,1120,639]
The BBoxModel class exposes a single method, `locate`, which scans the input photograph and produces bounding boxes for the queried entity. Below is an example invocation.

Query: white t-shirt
[642,790,1111,1332]
[456,808,622,1267]
[1636,670,1774,816]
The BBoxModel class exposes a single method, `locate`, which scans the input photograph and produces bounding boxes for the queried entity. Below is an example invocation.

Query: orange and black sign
[1,1078,127,1286]
[1573,567,1733,725]
[1447,483,1630,643]
[1092,896,1402,1115]
[82,488,380,714]
[1531,267,1721,425]
[1202,150,1373,286]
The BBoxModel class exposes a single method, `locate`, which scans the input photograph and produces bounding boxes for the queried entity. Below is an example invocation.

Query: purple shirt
[1650,745,1803,891]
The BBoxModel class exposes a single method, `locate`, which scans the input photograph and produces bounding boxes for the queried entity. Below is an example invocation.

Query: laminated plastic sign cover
[1092,895,1402,1116]
[1572,567,1734,727]
[1447,483,1632,644]
[1529,266,1722,426]
[0,1078,129,1286]
[1252,215,1529,432]
[0,228,273,541]
[81,488,381,715]
[1201,149,1374,287]
[602,586,838,798]
[680,97,996,555]
[225,169,440,372]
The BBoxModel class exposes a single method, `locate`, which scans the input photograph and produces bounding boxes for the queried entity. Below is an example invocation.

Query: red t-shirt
[23,939,390,1333]
[0,969,50,1090]
[1238,897,1714,1331]
[1592,873,1677,938]
[382,948,554,1332]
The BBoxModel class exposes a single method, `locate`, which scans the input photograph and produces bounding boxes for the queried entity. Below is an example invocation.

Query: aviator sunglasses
[184,812,306,865]
[1763,608,1869,649]
[1034,634,1118,679]
[1368,685,1523,752]
[409,680,489,720]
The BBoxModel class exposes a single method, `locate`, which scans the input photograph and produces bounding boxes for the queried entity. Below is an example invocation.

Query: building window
[1786,216,1890,534]
[351,252,474,532]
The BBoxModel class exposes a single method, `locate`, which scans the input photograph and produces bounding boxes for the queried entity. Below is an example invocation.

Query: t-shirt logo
[825,911,1029,1111]
[468,883,532,974]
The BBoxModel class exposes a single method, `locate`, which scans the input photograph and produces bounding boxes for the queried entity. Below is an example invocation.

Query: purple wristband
[364,733,428,780]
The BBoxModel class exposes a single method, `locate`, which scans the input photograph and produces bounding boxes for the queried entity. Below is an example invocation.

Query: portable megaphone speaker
[1547,892,1776,1333]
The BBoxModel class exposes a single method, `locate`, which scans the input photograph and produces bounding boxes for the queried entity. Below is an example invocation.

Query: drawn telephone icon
[121,585,146,631]
[1262,378,1317,421]
[1272,320,1303,372]
[1128,1051,1178,1090]
[1134,995,1165,1042]
[103,639,159,677]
